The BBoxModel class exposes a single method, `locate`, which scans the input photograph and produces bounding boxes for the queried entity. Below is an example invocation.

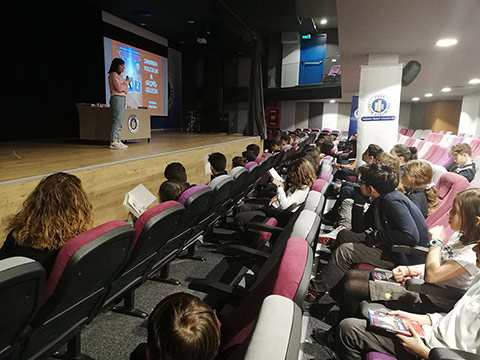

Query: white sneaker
[119,141,128,149]
[318,226,346,245]
[109,141,126,150]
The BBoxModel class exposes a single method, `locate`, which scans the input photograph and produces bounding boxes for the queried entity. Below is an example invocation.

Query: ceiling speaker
[402,60,421,86]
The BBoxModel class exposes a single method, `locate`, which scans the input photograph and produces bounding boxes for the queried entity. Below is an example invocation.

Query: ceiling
[95,0,480,103]
[337,0,480,102]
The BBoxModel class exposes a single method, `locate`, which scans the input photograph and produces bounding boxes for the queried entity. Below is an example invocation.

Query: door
[299,34,326,85]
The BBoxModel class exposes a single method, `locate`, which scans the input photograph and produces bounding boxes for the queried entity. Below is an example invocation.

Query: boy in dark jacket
[449,143,476,182]
[309,162,430,300]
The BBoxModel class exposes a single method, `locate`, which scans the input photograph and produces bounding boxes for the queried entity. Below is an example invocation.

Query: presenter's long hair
[108,57,125,74]
[6,172,92,250]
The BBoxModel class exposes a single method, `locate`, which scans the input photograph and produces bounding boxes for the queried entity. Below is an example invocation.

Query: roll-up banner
[348,95,358,138]
[356,64,403,164]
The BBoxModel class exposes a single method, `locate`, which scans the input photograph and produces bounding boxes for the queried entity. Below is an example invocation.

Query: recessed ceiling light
[139,23,147,26]
[441,87,451,92]
[329,99,336,103]
[425,93,433,97]
[436,38,457,47]
[188,20,195,24]
[320,19,328,25]
[411,97,420,101]
[469,78,480,84]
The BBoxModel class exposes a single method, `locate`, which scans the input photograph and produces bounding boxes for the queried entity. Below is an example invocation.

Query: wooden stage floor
[0,132,261,242]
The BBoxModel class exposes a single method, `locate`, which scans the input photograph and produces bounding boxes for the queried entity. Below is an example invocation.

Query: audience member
[234,158,316,232]
[0,172,92,276]
[390,144,414,169]
[402,160,438,217]
[449,143,476,182]
[208,152,227,180]
[242,150,257,162]
[164,162,191,187]
[246,144,261,159]
[309,162,430,301]
[158,181,186,202]
[270,139,283,154]
[232,156,247,168]
[280,133,290,147]
[130,292,220,360]
[336,240,480,359]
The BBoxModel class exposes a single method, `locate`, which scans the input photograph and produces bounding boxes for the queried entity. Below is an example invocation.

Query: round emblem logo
[367,94,391,116]
[127,114,139,134]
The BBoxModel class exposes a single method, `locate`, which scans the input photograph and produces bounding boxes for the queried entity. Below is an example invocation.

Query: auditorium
[1,1,480,359]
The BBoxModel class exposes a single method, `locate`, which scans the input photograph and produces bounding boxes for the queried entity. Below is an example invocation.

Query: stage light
[436,38,457,47]
[411,97,420,101]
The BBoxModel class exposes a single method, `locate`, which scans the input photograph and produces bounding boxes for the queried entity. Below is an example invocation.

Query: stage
[0,132,261,242]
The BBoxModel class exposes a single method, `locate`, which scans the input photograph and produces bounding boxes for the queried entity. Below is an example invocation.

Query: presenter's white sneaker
[109,141,127,150]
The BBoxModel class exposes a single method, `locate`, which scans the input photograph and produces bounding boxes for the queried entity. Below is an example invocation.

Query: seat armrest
[430,348,480,360]
[188,278,247,300]
[390,245,429,257]
[245,222,284,235]
[405,279,466,301]
[222,244,270,260]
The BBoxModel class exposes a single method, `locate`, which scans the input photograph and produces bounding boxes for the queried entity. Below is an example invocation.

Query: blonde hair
[286,158,317,192]
[376,152,405,193]
[6,172,92,250]
[403,160,439,216]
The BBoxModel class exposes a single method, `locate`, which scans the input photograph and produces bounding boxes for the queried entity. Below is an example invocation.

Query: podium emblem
[127,114,139,133]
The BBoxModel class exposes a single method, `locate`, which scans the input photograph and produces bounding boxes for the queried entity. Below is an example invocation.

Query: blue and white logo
[362,94,395,121]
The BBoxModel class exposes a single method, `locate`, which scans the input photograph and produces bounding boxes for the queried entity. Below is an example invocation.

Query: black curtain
[244,39,266,139]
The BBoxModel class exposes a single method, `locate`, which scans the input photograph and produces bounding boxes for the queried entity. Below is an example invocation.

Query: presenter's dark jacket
[365,189,430,266]
[0,232,59,276]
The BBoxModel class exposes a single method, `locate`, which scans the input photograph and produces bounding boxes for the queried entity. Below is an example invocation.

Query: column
[357,54,403,164]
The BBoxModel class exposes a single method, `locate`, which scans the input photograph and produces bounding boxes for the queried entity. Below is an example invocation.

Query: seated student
[309,162,430,301]
[208,152,227,181]
[164,162,192,188]
[332,139,357,181]
[234,157,316,232]
[280,133,290,147]
[303,146,322,175]
[336,240,480,360]
[311,188,480,346]
[130,292,220,360]
[246,143,261,159]
[402,160,438,218]
[232,156,247,168]
[449,143,476,182]
[319,140,335,159]
[390,144,416,172]
[242,150,257,162]
[158,181,186,202]
[0,172,92,276]
[269,139,283,155]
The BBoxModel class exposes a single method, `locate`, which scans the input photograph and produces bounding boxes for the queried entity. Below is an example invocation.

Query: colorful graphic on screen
[104,37,168,116]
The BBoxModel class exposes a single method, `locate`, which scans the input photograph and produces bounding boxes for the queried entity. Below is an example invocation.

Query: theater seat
[303,190,326,215]
[430,163,448,184]
[426,172,469,227]
[226,295,302,360]
[21,221,135,360]
[102,201,184,318]
[0,257,45,360]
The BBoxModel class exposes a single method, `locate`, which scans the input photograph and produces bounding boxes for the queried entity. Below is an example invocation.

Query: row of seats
[0,129,323,360]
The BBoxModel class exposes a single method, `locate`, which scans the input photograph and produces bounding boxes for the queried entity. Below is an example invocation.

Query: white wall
[322,102,339,129]
[459,93,480,135]
[281,43,300,88]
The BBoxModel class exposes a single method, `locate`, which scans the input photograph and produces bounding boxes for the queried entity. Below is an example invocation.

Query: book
[368,309,425,338]
[267,167,283,182]
[123,184,157,218]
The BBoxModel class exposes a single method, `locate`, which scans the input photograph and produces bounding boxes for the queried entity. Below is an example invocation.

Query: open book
[368,309,425,338]
[123,184,157,218]
[267,167,283,182]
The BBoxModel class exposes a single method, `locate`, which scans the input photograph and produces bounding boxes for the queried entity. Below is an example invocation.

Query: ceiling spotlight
[424,93,433,97]
[329,99,336,103]
[469,78,480,85]
[435,38,457,47]
[320,18,328,25]
[441,87,451,92]
[188,20,195,24]
[411,97,420,101]
[139,22,147,26]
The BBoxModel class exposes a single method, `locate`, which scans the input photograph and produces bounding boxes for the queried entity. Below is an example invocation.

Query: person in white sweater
[336,208,480,359]
[234,157,316,232]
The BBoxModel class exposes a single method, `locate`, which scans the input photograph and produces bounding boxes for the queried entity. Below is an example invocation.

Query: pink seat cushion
[245,161,257,170]
[366,352,397,360]
[354,264,376,270]
[312,179,327,192]
[257,218,278,245]
[133,201,182,247]
[43,220,127,302]
[177,184,208,205]
[222,237,309,351]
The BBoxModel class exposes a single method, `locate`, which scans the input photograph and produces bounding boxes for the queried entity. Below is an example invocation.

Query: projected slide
[104,37,168,116]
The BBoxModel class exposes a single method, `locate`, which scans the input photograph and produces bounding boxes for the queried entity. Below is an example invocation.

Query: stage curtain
[244,39,266,139]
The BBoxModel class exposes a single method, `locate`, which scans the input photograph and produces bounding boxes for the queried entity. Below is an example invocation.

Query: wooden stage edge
[0,132,262,243]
